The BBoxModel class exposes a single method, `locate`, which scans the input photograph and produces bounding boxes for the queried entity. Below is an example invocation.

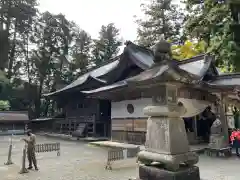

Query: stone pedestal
[139,164,200,180]
[208,118,228,150]
[138,105,199,171]
[208,134,226,149]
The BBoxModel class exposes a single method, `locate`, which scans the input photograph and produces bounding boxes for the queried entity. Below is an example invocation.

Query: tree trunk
[0,0,12,71]
[7,20,17,79]
[43,98,50,117]
[34,77,44,118]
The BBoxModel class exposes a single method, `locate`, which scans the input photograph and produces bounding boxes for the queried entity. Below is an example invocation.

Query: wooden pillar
[102,122,106,138]
[74,121,76,131]
[60,123,62,133]
[68,118,71,135]
[219,94,229,144]
[94,100,101,137]
[93,115,96,137]
[193,116,198,140]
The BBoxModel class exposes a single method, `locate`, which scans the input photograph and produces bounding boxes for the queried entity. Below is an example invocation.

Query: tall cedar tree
[66,28,92,82]
[0,0,37,77]
[29,12,75,117]
[91,23,122,66]
[184,0,240,72]
[136,0,184,47]
[0,3,120,117]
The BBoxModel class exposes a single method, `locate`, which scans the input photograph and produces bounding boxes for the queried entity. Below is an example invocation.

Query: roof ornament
[153,35,172,65]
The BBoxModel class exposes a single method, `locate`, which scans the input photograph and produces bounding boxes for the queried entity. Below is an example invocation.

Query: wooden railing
[32,115,98,136]
[52,116,95,135]
[66,115,95,122]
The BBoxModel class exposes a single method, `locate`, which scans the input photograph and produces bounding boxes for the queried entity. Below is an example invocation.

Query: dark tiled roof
[124,41,154,69]
[44,42,154,97]
[82,54,214,96]
[43,70,111,97]
[44,41,216,97]
[207,73,240,87]
[82,80,127,94]
[178,55,214,78]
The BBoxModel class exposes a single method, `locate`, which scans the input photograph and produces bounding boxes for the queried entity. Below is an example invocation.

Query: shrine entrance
[179,97,217,145]
[183,108,216,145]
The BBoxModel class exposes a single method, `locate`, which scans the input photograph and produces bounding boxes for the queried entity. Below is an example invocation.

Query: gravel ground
[0,135,239,180]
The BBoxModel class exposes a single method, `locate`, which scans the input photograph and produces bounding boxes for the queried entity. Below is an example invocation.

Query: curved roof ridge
[43,74,107,97]
[177,54,206,64]
[43,59,120,97]
[209,73,240,81]
[44,42,215,97]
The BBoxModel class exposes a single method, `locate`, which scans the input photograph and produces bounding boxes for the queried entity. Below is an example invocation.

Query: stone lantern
[126,39,200,180]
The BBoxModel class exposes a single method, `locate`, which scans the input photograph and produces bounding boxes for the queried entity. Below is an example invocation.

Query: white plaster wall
[111,98,152,118]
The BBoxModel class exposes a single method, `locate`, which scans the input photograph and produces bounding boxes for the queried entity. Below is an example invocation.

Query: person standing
[230,128,240,156]
[22,129,39,170]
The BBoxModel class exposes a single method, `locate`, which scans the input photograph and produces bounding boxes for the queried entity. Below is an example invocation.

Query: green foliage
[184,0,240,72]
[136,0,184,47]
[0,0,38,75]
[0,70,9,95]
[0,100,10,111]
[172,40,206,60]
[91,23,122,66]
[0,70,9,84]
[68,28,92,80]
[0,1,122,117]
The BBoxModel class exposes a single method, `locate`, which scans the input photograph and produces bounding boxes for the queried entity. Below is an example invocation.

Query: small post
[57,143,60,156]
[4,134,13,165]
[19,145,29,174]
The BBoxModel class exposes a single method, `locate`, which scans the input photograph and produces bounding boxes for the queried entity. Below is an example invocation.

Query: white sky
[39,0,182,42]
[39,0,146,42]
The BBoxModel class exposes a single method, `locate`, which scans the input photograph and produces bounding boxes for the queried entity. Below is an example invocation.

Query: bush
[0,100,10,111]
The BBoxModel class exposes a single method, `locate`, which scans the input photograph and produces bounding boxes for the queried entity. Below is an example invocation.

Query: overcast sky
[39,0,182,42]
[39,0,145,42]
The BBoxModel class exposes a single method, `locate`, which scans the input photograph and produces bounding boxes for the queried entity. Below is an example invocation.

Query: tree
[136,0,184,47]
[25,12,72,117]
[0,100,10,111]
[0,0,38,78]
[0,1,125,117]
[67,28,92,81]
[184,0,239,72]
[172,40,206,60]
[0,70,9,84]
[91,23,122,66]
[0,70,9,94]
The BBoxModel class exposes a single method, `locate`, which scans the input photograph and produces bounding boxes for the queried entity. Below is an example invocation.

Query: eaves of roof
[44,43,214,97]
[82,54,214,98]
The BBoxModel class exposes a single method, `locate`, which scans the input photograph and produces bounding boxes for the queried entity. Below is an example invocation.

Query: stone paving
[0,135,239,180]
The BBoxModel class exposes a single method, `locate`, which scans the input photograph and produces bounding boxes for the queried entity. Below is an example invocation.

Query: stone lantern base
[137,150,199,171]
[137,164,200,180]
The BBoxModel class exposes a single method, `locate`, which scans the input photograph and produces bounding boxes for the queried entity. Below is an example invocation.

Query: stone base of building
[137,164,200,180]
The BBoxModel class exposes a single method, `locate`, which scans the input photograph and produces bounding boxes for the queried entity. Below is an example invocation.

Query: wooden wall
[111,98,151,118]
[111,118,147,145]
[65,98,99,118]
